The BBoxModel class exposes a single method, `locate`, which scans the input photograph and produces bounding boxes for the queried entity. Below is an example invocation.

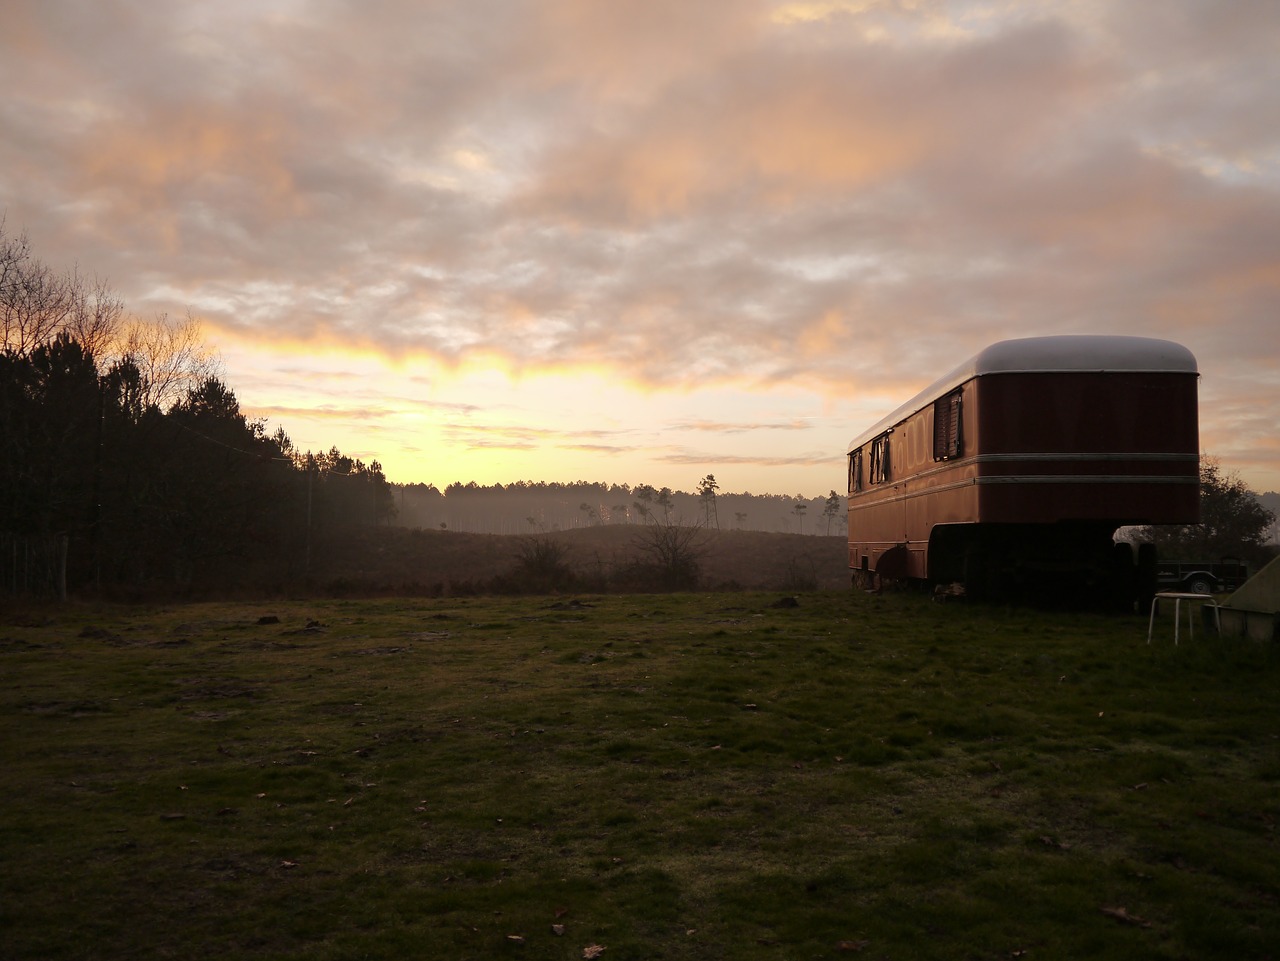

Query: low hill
[311,525,849,595]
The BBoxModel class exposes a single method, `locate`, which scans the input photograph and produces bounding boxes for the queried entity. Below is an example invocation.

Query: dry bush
[625,519,708,591]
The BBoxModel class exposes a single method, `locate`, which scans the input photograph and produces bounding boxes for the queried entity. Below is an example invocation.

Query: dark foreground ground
[3,590,1277,960]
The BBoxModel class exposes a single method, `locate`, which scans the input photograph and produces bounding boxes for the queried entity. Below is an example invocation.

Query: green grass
[2,591,1278,960]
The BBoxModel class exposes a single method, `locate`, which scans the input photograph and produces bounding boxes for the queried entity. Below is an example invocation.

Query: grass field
[2,590,1277,960]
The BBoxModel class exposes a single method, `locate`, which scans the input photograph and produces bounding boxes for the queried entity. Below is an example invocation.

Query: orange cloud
[80,104,303,222]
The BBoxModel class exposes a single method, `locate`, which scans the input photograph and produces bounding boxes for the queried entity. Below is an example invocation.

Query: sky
[3,0,1278,497]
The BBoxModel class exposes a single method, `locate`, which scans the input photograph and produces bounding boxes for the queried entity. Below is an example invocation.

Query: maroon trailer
[846,335,1200,606]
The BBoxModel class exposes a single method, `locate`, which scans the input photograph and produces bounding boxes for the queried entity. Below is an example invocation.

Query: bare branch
[119,311,221,412]
[65,269,126,361]
[1,222,125,361]
[1,229,78,355]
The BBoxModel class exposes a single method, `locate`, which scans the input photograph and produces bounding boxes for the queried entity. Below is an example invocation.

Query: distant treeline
[391,480,845,536]
[2,223,842,598]
[0,320,836,598]
[0,329,396,596]
[2,222,394,597]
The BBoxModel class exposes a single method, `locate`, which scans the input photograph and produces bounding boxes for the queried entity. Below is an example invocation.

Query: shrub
[628,519,707,591]
[504,534,577,593]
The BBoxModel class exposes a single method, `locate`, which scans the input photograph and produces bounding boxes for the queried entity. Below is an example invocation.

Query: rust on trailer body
[846,335,1199,597]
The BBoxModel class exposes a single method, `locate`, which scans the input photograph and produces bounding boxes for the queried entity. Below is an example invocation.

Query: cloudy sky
[3,0,1278,496]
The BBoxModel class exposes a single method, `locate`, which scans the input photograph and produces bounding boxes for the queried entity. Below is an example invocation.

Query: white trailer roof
[846,335,1198,453]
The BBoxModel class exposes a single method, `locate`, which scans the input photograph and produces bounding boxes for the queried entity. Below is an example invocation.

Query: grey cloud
[668,419,813,434]
[247,403,394,422]
[658,450,838,469]
[442,422,638,448]
[559,443,635,455]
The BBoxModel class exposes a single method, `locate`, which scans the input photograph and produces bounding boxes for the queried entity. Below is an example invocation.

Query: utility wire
[173,421,380,480]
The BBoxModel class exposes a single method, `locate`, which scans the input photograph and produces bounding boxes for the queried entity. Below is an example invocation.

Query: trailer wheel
[1109,542,1136,613]
[1186,576,1214,596]
[962,551,988,601]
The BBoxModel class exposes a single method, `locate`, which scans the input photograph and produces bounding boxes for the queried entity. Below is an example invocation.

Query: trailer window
[848,449,862,493]
[933,389,963,461]
[869,433,890,484]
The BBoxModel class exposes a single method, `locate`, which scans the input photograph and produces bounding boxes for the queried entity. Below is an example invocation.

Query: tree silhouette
[792,502,807,534]
[633,484,656,524]
[822,490,843,535]
[1139,458,1276,568]
[697,474,720,529]
[656,487,674,522]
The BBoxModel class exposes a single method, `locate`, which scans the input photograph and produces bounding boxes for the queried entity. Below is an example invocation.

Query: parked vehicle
[1156,558,1249,595]
[846,335,1201,608]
